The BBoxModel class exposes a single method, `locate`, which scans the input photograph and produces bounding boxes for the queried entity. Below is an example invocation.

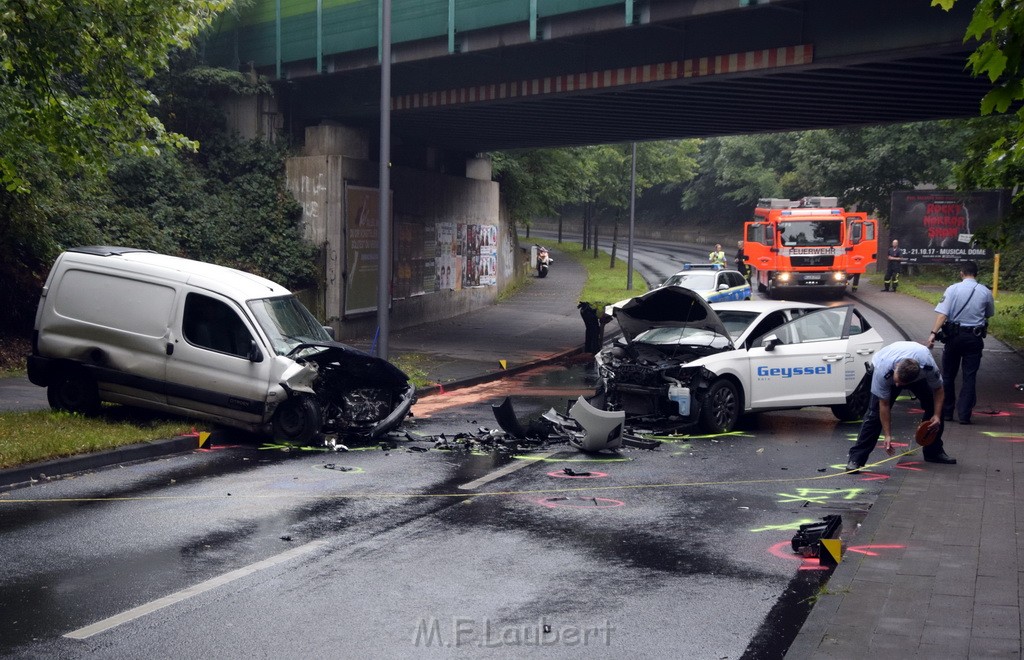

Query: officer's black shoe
[924,453,957,465]
[845,460,862,473]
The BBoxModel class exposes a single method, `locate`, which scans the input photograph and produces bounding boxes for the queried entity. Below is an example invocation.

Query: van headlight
[833,271,847,281]
[777,272,792,282]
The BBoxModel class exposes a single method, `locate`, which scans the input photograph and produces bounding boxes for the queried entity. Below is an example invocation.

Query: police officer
[846,341,954,471]
[882,239,904,292]
[734,240,751,283]
[927,260,995,425]
[709,243,726,267]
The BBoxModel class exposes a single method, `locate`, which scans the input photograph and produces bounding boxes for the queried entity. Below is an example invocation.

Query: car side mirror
[248,340,264,363]
[322,325,336,340]
[718,283,729,291]
[762,334,781,351]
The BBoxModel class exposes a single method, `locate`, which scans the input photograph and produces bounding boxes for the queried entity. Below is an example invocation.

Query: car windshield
[662,273,716,290]
[778,220,843,246]
[632,326,730,348]
[712,310,761,341]
[248,295,333,356]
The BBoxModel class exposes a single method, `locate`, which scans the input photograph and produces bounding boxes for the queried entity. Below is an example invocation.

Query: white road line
[458,451,559,490]
[65,539,328,640]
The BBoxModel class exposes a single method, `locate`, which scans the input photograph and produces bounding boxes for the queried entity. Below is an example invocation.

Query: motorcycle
[535,245,552,278]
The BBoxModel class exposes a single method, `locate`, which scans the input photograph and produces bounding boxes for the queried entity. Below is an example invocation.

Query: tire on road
[700,378,741,434]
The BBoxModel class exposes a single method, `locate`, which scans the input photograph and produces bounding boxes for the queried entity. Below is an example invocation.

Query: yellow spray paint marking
[641,430,753,441]
[750,519,818,533]
[776,487,865,504]
[0,449,916,505]
[982,432,1024,438]
[512,454,631,463]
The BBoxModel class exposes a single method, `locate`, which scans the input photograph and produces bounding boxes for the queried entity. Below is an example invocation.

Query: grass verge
[871,270,1024,353]
[0,409,193,470]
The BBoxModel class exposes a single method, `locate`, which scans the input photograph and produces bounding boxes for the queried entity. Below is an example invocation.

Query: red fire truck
[743,197,878,298]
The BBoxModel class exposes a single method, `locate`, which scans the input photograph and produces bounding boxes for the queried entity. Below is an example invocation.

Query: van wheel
[273,396,323,444]
[47,372,100,416]
[700,379,740,434]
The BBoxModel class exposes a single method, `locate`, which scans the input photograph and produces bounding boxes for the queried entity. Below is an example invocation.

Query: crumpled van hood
[612,285,732,345]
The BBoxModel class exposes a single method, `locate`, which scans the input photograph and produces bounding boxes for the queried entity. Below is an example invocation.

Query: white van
[27,247,414,442]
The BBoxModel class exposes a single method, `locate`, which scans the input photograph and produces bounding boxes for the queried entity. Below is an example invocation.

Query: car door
[745,306,855,408]
[164,291,275,425]
[843,308,883,393]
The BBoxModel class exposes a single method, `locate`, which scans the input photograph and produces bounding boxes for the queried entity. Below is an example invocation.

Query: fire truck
[743,197,878,299]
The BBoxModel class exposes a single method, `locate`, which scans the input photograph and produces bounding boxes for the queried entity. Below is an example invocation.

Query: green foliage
[493,141,699,224]
[0,0,231,194]
[682,122,968,223]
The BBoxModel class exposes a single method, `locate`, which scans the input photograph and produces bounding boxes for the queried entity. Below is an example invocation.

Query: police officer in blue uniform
[927,261,995,425]
[846,341,954,471]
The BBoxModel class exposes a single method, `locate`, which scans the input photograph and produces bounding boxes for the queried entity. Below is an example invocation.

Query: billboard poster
[889,190,1008,264]
[344,185,389,315]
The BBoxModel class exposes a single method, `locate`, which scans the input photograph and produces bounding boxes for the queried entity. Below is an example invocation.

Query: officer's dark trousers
[941,332,984,422]
[848,379,945,467]
[883,264,900,291]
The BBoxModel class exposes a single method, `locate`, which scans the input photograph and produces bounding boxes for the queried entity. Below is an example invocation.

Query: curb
[0,434,202,492]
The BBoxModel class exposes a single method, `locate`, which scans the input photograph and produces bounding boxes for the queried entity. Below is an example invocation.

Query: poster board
[889,190,1008,264]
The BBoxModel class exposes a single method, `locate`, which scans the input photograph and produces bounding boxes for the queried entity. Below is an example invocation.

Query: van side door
[165,292,274,425]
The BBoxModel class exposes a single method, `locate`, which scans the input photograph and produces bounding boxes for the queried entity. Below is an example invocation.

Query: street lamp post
[376,0,392,359]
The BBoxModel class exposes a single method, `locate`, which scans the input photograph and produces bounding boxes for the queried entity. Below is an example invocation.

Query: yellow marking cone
[198,431,211,448]
[819,538,842,567]
[499,359,507,370]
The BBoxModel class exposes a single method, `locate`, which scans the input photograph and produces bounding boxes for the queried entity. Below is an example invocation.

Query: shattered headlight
[339,388,393,422]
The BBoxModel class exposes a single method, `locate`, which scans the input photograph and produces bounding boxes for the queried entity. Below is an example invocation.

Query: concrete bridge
[201,0,988,338]
[207,0,985,150]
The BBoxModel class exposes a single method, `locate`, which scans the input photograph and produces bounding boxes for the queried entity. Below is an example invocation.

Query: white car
[595,287,882,433]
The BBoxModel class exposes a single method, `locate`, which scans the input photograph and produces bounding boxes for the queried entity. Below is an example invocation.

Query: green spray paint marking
[750,519,818,533]
[777,487,865,504]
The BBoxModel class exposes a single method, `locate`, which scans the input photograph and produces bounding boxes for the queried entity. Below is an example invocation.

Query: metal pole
[376,0,392,359]
[627,142,636,290]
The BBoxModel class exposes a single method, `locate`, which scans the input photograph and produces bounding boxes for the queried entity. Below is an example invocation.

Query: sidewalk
[788,282,1024,658]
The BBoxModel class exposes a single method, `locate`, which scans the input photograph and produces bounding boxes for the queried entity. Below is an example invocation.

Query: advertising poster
[890,190,1008,264]
[344,185,385,315]
[461,223,498,287]
[435,221,459,291]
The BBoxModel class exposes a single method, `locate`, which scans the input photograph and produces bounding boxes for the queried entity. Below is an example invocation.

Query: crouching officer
[846,341,955,472]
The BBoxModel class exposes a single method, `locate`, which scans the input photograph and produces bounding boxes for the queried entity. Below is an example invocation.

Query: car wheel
[272,396,323,443]
[700,379,740,434]
[47,371,101,416]
[831,373,871,422]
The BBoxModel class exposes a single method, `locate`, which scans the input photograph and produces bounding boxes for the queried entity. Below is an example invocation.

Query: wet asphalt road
[0,237,910,658]
[0,351,918,659]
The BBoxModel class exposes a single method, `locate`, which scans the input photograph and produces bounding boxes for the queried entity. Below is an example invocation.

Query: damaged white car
[594,286,882,433]
[27,247,414,443]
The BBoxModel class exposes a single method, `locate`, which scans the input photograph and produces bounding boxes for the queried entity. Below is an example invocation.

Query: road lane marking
[458,451,559,490]
[64,540,328,639]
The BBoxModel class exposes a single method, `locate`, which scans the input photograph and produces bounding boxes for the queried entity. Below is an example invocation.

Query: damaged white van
[27,247,414,442]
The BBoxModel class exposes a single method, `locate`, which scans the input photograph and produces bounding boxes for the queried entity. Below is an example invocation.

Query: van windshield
[248,295,333,356]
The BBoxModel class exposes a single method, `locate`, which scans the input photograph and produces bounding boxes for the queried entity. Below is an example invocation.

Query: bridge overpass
[206,0,986,151]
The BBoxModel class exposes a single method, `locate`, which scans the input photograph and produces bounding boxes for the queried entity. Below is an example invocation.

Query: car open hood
[613,285,732,345]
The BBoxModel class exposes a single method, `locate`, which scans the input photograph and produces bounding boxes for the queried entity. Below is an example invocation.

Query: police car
[594,287,882,433]
[659,263,751,303]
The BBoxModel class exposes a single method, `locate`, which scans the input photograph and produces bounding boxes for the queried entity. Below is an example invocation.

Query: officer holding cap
[927,260,995,425]
[845,341,953,472]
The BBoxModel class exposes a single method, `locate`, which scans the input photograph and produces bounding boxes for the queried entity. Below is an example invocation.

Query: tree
[933,0,1024,204]
[0,0,230,194]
